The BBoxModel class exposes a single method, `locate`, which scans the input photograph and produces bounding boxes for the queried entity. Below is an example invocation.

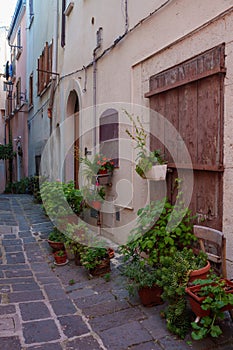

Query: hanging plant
[0,141,16,160]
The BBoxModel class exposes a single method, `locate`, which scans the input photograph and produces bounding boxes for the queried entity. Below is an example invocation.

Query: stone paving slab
[23,319,61,344]
[0,194,233,350]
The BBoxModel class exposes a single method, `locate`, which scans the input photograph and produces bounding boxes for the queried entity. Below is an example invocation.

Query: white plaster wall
[55,0,233,254]
[27,0,55,176]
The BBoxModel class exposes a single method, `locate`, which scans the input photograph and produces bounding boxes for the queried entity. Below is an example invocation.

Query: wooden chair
[193,225,227,278]
[193,225,232,321]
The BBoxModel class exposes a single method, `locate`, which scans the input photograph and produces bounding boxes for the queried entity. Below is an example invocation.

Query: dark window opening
[99,109,119,167]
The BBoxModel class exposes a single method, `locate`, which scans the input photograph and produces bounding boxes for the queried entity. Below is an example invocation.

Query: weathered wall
[54,0,233,277]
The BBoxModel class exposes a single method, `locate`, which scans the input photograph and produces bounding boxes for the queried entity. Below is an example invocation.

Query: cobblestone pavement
[0,194,233,350]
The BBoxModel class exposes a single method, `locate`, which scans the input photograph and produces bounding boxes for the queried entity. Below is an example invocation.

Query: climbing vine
[0,141,16,160]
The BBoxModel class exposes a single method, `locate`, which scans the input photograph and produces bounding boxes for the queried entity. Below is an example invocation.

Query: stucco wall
[54,1,233,271]
[27,0,55,176]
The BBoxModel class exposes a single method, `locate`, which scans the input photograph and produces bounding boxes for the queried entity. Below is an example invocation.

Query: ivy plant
[191,274,233,340]
[156,248,208,339]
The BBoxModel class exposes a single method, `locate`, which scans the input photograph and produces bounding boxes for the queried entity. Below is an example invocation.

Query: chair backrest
[193,225,227,278]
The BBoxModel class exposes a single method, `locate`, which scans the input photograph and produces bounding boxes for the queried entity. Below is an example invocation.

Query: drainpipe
[93,28,102,229]
[50,0,59,136]
[93,27,102,155]
[124,0,129,33]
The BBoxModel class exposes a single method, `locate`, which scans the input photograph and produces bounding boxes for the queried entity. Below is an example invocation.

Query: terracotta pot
[48,240,65,252]
[107,248,115,259]
[98,169,108,174]
[138,285,164,307]
[54,251,68,265]
[89,257,111,277]
[186,278,233,318]
[91,200,102,211]
[189,261,211,283]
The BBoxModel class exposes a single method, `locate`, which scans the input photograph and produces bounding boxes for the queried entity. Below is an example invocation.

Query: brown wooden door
[146,44,225,230]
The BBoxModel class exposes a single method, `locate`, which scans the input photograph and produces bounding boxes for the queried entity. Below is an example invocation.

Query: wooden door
[145,44,225,230]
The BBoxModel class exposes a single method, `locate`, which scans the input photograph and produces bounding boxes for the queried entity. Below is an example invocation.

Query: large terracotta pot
[189,261,211,283]
[138,285,163,307]
[186,278,233,318]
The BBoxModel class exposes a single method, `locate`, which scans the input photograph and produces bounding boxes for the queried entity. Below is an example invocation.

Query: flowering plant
[81,153,114,176]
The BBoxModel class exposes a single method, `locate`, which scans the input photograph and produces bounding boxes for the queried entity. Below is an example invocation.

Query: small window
[37,41,53,95]
[16,27,22,60]
[61,0,66,47]
[99,109,119,167]
[35,155,41,176]
[29,0,34,25]
[16,78,21,108]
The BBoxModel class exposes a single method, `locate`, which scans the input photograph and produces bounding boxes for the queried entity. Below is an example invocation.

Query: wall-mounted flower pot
[93,172,113,185]
[145,164,167,181]
[91,200,102,211]
[138,285,164,307]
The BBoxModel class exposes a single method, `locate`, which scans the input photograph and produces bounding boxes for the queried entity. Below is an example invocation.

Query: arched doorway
[66,90,80,188]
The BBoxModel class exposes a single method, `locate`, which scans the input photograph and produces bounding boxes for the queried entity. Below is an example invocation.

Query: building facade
[5,0,233,276]
[5,0,28,183]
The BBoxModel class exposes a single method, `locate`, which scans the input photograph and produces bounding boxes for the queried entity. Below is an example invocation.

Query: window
[35,155,41,176]
[16,78,21,108]
[61,0,66,47]
[16,27,22,60]
[29,0,34,25]
[29,73,33,107]
[37,41,53,95]
[99,109,119,167]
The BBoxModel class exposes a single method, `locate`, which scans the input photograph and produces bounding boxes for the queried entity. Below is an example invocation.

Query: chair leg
[229,309,233,322]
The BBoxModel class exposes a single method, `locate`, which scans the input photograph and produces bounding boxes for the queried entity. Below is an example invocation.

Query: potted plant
[47,227,66,251]
[80,246,111,277]
[82,185,105,211]
[80,153,114,185]
[186,274,233,340]
[53,249,68,265]
[125,110,167,180]
[40,180,85,225]
[120,257,163,307]
[120,193,197,267]
[64,222,89,265]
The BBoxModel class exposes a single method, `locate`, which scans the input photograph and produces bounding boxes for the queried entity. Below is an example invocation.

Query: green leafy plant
[64,222,89,259]
[48,227,66,243]
[81,185,105,206]
[104,273,111,282]
[40,180,85,220]
[190,274,233,340]
[120,195,196,266]
[156,248,208,339]
[80,246,108,270]
[121,257,159,296]
[124,110,165,178]
[55,249,66,257]
[80,153,114,182]
[0,141,16,160]
[62,181,85,215]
